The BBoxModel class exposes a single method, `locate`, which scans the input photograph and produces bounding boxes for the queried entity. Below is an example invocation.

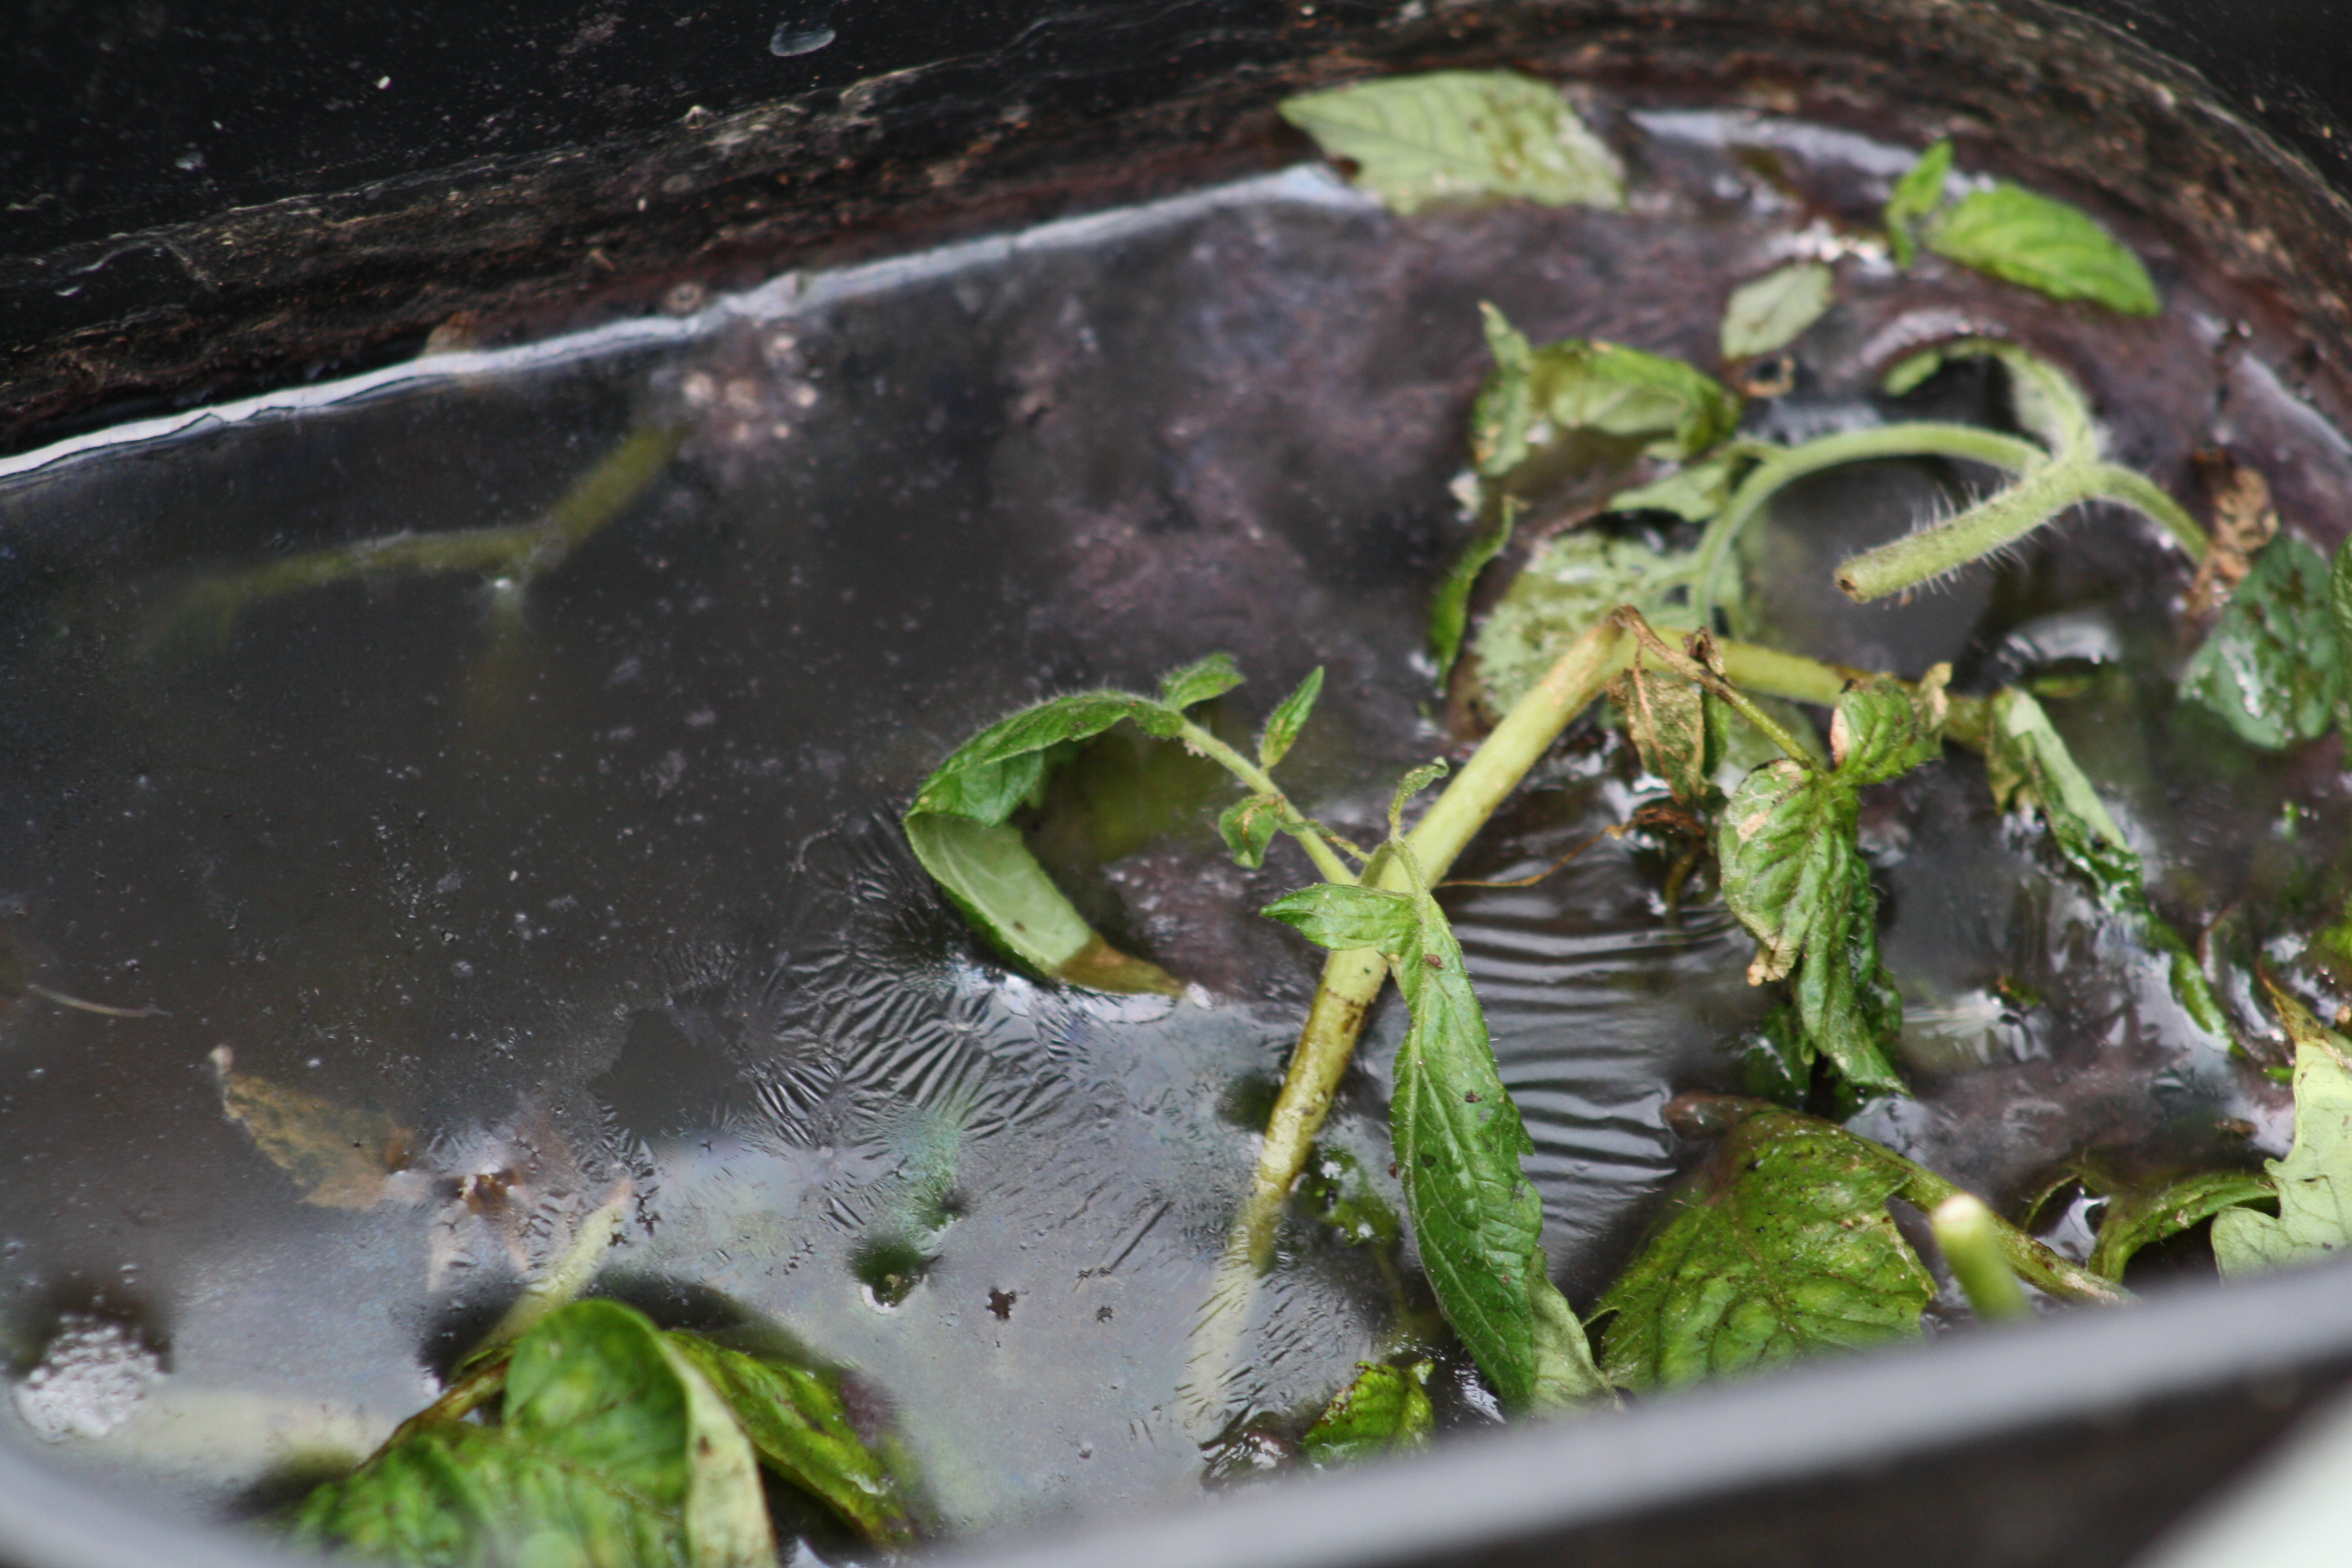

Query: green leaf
[1470,528,1703,717]
[1719,262,1835,360]
[1217,792,1285,871]
[2331,536,2352,707]
[1527,1276,1615,1413]
[1715,762,1905,1092]
[1389,760,1449,830]
[1261,883,1419,954]
[1472,305,1742,475]
[2183,535,2340,750]
[1610,656,1711,805]
[1827,668,1948,786]
[293,1301,774,1568]
[2086,1168,2275,1282]
[1278,71,1626,215]
[1158,652,1244,712]
[1737,1002,1817,1108]
[1595,1108,1933,1391]
[2213,986,2352,1278]
[1881,138,1953,267]
[1299,1145,1403,1249]
[1924,183,2160,316]
[1429,497,1517,679]
[1982,688,2227,1037]
[1299,1361,1434,1466]
[1259,667,1325,768]
[912,692,1158,825]
[904,813,1180,995]
[661,1335,916,1550]
[1609,452,1745,524]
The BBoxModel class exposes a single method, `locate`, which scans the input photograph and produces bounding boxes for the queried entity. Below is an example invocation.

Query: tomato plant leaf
[1471,528,1702,717]
[1472,305,1741,474]
[2183,534,2340,751]
[1881,138,1953,267]
[1714,762,1904,1092]
[1924,183,2160,316]
[661,1335,916,1549]
[912,693,1156,825]
[2213,985,2352,1277]
[1300,1361,1434,1466]
[2087,1168,2275,1282]
[1609,452,1744,524]
[1217,792,1287,871]
[1259,667,1325,768]
[1595,1108,1933,1391]
[1429,497,1517,678]
[1719,261,1834,360]
[292,1301,774,1568]
[904,814,1180,995]
[1610,657,1711,806]
[1827,668,1948,786]
[1261,883,1420,954]
[1158,652,1244,712]
[1527,1275,1615,1413]
[1278,71,1626,215]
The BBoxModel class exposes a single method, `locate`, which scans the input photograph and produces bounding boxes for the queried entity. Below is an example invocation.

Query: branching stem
[1177,719,1361,887]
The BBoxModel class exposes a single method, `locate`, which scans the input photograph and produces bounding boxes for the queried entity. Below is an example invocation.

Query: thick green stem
[1693,423,2045,628]
[1233,621,1629,1267]
[1898,1165,2126,1307]
[1931,1194,2033,1322]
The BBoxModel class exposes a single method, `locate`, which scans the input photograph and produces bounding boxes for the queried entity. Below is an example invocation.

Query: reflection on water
[2,97,2351,1547]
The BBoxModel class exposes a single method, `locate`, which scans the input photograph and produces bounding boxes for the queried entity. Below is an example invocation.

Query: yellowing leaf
[1279,71,1625,215]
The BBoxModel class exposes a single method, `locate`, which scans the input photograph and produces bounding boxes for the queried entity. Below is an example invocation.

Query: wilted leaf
[1719,262,1835,360]
[1827,668,1948,786]
[2186,451,2281,619]
[1278,71,1625,215]
[1609,452,1745,524]
[1714,762,1904,1092]
[2182,534,2339,750]
[1471,528,1701,717]
[2213,985,2352,1278]
[1471,305,1740,478]
[292,1301,774,1568]
[2086,1166,2275,1282]
[1300,1361,1434,1466]
[1217,792,1286,871]
[904,814,1180,995]
[1610,656,1711,805]
[663,1336,916,1549]
[1925,184,2160,316]
[1429,497,1517,679]
[1595,1108,1933,1390]
[1258,667,1325,768]
[1882,138,1953,267]
[212,1047,415,1209]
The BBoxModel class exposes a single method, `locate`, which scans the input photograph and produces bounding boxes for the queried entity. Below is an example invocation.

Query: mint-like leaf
[662,1335,916,1549]
[1719,261,1834,360]
[1595,1108,1933,1390]
[1472,305,1741,474]
[1924,184,2160,316]
[1258,667,1325,768]
[1158,652,1244,712]
[292,1301,775,1568]
[1261,883,1419,953]
[2213,984,2352,1278]
[1300,1361,1434,1466]
[1218,792,1285,871]
[1881,138,1953,267]
[1715,761,1905,1092]
[1828,668,1948,786]
[2183,534,2339,750]
[1278,71,1626,215]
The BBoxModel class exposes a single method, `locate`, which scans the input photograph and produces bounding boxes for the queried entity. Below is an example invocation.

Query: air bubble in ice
[769,18,835,56]
[12,1313,164,1442]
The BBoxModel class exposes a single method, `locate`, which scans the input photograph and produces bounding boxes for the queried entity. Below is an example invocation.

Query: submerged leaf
[1471,528,1701,717]
[1881,139,1953,267]
[1429,497,1517,679]
[1258,667,1325,768]
[1595,1108,1933,1390]
[211,1047,415,1209]
[293,1301,774,1568]
[1278,71,1625,215]
[2213,986,2352,1278]
[1924,184,2160,316]
[904,814,1180,995]
[2086,1166,2275,1282]
[1719,262,1834,360]
[1300,1361,1434,1466]
[1527,1275,1615,1413]
[2183,534,2339,750]
[1472,305,1740,477]
[662,1336,916,1549]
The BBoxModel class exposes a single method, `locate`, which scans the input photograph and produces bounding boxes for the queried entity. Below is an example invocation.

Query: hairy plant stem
[1176,719,1362,887]
[1898,1163,2126,1307]
[1233,620,1630,1268]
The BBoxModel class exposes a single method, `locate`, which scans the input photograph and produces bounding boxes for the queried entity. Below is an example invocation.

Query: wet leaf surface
[2182,535,2339,750]
[1299,1360,1432,1466]
[1925,185,2160,316]
[1279,71,1625,215]
[211,1047,415,1210]
[2213,987,2352,1278]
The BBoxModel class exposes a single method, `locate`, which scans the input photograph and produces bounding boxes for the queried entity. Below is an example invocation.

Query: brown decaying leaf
[2186,449,2280,619]
[211,1047,416,1209]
